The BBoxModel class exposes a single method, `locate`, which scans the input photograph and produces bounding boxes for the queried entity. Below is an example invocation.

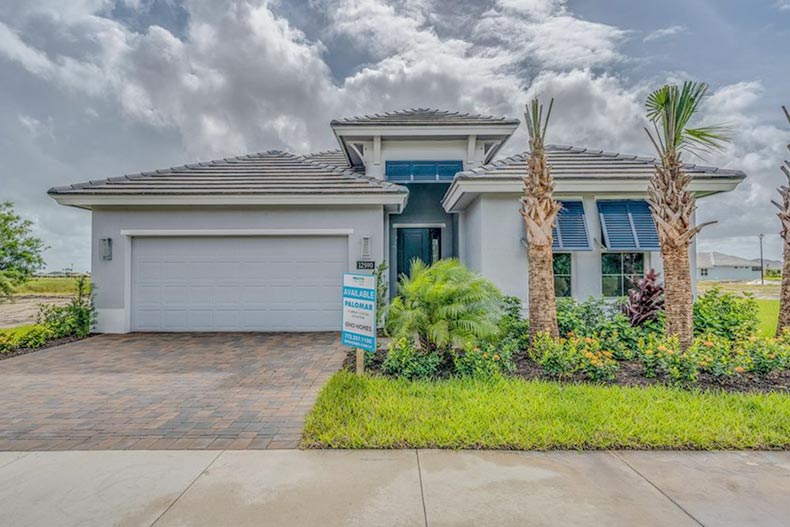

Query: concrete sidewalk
[1,450,788,527]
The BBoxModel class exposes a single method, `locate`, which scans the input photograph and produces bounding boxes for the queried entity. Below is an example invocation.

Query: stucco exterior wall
[91,205,385,332]
[358,139,484,179]
[459,196,483,273]
[456,192,680,308]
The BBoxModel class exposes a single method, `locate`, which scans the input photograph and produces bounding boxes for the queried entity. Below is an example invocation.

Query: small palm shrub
[693,288,758,341]
[386,259,503,350]
[382,337,443,380]
[622,269,664,327]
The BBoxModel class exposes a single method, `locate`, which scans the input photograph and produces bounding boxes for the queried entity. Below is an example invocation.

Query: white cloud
[643,24,687,42]
[0,0,784,269]
[775,0,790,10]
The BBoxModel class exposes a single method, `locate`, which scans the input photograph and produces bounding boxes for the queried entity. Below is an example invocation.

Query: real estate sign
[341,273,377,352]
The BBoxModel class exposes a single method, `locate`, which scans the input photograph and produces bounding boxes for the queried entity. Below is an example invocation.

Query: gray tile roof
[330,108,520,126]
[455,145,747,181]
[697,252,761,269]
[302,149,363,172]
[48,150,406,196]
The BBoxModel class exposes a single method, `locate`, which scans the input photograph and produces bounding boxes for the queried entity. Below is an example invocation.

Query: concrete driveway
[0,333,345,450]
[1,450,789,527]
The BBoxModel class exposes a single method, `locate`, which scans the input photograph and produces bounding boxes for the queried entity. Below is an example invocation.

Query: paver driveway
[0,333,346,451]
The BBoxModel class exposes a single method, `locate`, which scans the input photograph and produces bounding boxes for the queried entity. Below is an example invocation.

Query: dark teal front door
[397,228,441,278]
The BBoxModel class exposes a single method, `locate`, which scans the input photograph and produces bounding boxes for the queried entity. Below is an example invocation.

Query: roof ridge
[331,107,517,125]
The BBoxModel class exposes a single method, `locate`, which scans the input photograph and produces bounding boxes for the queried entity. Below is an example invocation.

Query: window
[553,253,572,297]
[700,268,709,277]
[385,160,463,182]
[602,253,644,297]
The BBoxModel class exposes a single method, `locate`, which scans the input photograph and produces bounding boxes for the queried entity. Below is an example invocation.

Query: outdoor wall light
[361,236,372,259]
[100,238,112,261]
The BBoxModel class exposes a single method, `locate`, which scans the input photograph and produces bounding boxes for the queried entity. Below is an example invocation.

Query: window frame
[553,252,573,298]
[601,252,646,297]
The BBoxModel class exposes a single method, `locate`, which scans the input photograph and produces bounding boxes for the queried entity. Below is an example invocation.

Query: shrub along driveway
[0,333,345,450]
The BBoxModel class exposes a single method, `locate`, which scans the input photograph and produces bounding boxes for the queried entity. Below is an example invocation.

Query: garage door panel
[132,236,348,331]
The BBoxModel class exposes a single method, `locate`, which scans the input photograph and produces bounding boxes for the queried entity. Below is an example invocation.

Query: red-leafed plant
[622,268,665,327]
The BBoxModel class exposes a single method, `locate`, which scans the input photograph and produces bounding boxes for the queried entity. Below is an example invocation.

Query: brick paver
[0,333,346,450]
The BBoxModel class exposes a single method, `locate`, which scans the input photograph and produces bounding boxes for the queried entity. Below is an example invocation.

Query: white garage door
[131,236,348,331]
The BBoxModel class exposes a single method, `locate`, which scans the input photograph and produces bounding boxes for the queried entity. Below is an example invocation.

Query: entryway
[396,227,441,278]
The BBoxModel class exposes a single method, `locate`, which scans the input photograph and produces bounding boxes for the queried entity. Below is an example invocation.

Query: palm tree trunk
[777,244,790,336]
[661,244,694,349]
[528,243,559,338]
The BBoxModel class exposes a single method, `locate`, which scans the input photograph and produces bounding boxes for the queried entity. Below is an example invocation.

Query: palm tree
[774,106,790,335]
[522,98,561,338]
[644,82,728,350]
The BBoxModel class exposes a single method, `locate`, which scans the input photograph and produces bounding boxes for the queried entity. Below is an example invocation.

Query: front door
[397,228,441,278]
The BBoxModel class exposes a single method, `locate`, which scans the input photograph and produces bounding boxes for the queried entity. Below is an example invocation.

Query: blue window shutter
[629,200,660,250]
[552,201,591,251]
[598,200,660,251]
[385,160,463,182]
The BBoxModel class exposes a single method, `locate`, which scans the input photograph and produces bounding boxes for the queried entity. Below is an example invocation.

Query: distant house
[751,258,782,273]
[697,252,762,281]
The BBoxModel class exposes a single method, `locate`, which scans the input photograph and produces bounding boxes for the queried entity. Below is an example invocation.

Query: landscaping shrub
[556,297,649,360]
[622,269,665,327]
[386,259,503,350]
[637,335,698,384]
[740,336,789,375]
[37,275,95,338]
[693,288,758,341]
[381,337,444,380]
[498,296,530,351]
[0,324,53,353]
[689,334,742,377]
[529,333,618,382]
[453,342,516,379]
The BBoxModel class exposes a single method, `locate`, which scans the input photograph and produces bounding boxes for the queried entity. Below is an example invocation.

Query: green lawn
[757,299,779,337]
[13,277,88,295]
[303,371,790,450]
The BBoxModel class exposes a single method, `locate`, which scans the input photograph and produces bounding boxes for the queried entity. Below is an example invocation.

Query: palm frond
[645,81,729,159]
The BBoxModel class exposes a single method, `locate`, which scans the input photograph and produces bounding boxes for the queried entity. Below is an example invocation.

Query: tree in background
[774,106,790,335]
[644,82,728,350]
[521,98,561,338]
[0,202,46,299]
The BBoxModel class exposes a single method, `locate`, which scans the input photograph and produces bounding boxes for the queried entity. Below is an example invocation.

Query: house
[751,257,782,273]
[697,252,762,281]
[49,108,746,333]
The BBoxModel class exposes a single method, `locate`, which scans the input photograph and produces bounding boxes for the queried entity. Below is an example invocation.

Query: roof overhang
[49,192,409,213]
[441,175,745,212]
[332,123,520,169]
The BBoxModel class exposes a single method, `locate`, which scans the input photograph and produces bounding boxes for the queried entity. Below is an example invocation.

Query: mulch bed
[0,334,95,361]
[345,348,790,394]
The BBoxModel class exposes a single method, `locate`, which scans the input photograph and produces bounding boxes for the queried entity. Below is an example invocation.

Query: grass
[757,299,779,337]
[13,277,88,296]
[303,371,790,450]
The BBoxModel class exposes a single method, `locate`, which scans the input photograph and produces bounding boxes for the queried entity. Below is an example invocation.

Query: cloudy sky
[1,0,788,272]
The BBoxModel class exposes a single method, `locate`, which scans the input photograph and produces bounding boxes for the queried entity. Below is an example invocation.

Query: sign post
[341,273,377,375]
